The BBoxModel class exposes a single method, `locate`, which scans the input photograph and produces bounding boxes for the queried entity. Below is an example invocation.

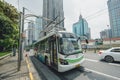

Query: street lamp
[19,6,61,64]
[107,25,112,47]
[17,6,59,71]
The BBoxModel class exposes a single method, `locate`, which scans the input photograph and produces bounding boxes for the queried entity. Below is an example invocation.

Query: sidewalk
[0,54,29,80]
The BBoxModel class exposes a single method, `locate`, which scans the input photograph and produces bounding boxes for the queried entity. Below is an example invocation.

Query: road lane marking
[85,58,99,62]
[26,57,34,80]
[109,63,120,67]
[29,72,34,80]
[85,58,120,67]
[85,68,120,80]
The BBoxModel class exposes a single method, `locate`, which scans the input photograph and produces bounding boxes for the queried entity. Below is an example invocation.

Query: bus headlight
[59,58,68,65]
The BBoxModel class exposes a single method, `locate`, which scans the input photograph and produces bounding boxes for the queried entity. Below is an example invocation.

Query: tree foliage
[0,1,19,51]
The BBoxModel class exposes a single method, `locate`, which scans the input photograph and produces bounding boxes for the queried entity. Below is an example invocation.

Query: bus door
[49,36,58,69]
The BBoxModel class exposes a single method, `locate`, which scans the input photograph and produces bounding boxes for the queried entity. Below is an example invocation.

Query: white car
[99,47,120,63]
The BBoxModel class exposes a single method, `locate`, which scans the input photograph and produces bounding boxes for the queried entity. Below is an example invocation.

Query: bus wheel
[79,66,85,72]
[45,57,49,66]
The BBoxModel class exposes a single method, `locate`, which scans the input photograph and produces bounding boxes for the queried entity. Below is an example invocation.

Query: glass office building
[73,15,91,40]
[35,17,42,40]
[43,0,64,29]
[28,22,35,45]
[107,0,120,38]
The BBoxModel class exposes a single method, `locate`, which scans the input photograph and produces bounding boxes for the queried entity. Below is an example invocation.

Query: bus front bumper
[58,58,85,72]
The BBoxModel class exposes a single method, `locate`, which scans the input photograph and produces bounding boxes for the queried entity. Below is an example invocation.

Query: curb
[26,57,34,80]
[25,56,42,80]
[0,53,11,60]
[31,56,61,80]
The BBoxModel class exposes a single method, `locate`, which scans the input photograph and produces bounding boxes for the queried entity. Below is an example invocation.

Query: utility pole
[107,25,112,47]
[18,12,22,71]
[18,7,25,71]
[20,7,25,60]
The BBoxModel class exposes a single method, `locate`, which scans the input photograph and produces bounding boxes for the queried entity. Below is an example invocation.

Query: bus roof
[34,30,75,45]
[34,31,56,45]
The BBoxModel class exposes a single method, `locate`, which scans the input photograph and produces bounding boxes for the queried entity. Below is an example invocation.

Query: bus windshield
[59,33,82,55]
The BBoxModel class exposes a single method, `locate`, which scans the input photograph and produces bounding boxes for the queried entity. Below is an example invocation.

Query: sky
[5,0,110,39]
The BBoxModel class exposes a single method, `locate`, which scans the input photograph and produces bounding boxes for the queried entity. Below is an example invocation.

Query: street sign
[21,33,26,38]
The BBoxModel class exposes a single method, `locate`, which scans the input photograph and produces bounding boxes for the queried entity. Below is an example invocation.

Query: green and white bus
[33,31,84,72]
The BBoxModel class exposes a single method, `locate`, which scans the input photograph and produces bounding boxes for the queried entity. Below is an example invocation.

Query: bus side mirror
[77,37,81,41]
[85,39,89,44]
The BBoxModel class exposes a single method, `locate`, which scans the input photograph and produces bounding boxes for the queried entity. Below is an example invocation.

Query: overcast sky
[5,0,110,39]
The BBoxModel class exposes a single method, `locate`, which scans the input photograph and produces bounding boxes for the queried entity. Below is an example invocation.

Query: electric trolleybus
[33,30,85,72]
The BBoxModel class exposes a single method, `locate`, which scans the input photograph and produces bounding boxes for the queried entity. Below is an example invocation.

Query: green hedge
[0,52,10,57]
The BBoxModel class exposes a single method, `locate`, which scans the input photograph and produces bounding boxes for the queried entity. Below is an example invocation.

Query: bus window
[59,33,82,55]
[45,39,49,53]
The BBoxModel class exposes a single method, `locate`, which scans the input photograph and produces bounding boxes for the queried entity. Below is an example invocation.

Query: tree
[0,1,19,51]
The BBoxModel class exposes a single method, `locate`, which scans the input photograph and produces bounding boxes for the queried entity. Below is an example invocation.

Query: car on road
[98,47,120,63]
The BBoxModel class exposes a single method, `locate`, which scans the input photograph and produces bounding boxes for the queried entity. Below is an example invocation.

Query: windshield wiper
[65,54,71,58]
[67,50,82,55]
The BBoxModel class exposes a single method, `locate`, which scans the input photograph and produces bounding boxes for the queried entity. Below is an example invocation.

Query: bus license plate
[75,64,80,68]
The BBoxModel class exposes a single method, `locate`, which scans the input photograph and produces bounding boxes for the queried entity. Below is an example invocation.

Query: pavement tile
[0,54,30,80]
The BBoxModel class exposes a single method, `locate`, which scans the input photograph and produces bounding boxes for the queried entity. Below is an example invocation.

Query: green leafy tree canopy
[0,1,19,51]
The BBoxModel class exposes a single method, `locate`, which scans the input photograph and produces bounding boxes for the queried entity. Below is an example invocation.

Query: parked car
[98,47,120,63]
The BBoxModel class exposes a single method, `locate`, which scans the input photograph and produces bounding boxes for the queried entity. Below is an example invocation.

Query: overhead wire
[85,8,108,20]
[85,6,120,21]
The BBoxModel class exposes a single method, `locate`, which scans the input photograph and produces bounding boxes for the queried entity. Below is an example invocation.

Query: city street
[31,52,120,80]
[83,52,120,80]
[1,0,120,80]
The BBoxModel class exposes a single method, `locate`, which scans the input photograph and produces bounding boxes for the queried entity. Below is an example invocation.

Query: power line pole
[18,12,22,71]
[18,7,25,71]
[20,7,25,61]
[107,25,112,47]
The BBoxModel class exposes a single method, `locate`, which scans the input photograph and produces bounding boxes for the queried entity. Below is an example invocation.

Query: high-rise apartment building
[43,0,64,30]
[100,29,112,39]
[73,15,91,40]
[107,0,120,38]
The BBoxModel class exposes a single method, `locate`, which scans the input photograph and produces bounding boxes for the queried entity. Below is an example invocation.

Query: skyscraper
[28,22,35,45]
[43,0,64,30]
[73,15,91,40]
[35,17,42,40]
[107,0,120,38]
[100,29,111,39]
